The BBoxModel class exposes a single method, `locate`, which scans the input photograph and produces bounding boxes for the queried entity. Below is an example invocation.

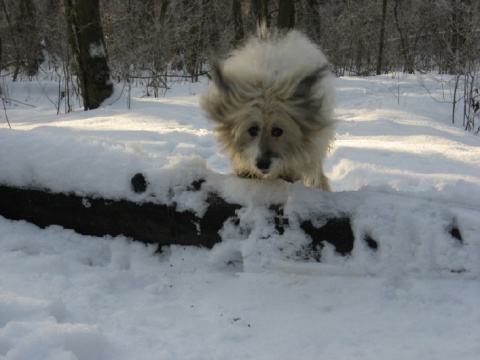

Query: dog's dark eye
[248,126,260,137]
[271,127,283,137]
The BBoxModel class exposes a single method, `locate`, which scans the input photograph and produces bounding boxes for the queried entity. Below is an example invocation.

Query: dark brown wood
[232,0,244,45]
[277,0,295,30]
[376,0,388,75]
[0,184,240,248]
[301,217,354,257]
[0,181,357,257]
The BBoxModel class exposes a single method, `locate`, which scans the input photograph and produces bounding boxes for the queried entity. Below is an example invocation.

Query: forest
[0,0,479,131]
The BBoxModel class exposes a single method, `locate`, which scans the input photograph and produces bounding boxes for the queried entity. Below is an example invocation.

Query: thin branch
[0,97,35,108]
[1,97,11,129]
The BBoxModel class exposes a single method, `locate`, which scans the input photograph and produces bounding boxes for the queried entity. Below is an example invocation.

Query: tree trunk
[63,0,113,110]
[376,0,388,75]
[17,0,42,77]
[1,0,21,81]
[277,0,295,30]
[393,0,414,74]
[303,0,321,41]
[232,0,244,45]
[184,0,207,83]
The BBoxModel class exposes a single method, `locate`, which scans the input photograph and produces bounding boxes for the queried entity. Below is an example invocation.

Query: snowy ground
[0,73,479,359]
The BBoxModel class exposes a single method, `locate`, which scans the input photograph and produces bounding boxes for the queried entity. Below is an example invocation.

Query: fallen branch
[0,176,358,256]
[0,173,464,260]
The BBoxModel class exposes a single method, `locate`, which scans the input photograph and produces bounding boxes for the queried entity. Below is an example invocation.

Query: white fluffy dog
[200,29,335,190]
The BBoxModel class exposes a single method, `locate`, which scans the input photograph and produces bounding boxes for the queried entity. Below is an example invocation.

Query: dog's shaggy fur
[200,29,335,190]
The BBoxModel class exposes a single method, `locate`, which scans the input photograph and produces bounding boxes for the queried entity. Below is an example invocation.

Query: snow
[1,73,480,359]
[89,43,106,59]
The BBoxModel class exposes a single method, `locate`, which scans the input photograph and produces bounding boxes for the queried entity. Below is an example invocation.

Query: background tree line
[2,0,479,77]
[0,0,479,130]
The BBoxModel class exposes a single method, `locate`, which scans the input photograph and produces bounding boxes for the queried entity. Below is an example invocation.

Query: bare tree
[297,0,322,42]
[63,0,113,110]
[393,0,421,74]
[232,0,244,45]
[16,0,42,77]
[277,0,295,29]
[1,0,22,80]
[376,0,388,75]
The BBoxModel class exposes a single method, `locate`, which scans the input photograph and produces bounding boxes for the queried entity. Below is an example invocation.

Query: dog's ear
[211,60,230,93]
[293,64,329,98]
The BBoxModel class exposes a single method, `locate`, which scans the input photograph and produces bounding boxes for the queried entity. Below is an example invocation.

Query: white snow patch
[89,43,106,59]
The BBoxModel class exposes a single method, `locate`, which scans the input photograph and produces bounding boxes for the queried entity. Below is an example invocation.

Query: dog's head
[200,60,332,179]
[201,62,331,178]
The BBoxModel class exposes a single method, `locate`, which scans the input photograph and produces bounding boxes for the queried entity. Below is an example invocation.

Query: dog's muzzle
[255,151,278,174]
[256,158,271,174]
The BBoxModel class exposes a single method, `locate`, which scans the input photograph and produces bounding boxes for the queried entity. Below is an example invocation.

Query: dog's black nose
[256,157,271,172]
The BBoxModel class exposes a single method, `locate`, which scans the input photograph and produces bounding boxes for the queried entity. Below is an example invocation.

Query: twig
[1,97,11,129]
[0,97,35,107]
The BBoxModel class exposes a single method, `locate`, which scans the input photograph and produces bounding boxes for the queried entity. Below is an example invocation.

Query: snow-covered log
[0,175,357,256]
[0,183,235,249]
[0,172,467,262]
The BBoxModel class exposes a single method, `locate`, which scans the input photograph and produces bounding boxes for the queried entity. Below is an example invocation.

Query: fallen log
[0,183,240,249]
[0,173,464,261]
[0,175,358,258]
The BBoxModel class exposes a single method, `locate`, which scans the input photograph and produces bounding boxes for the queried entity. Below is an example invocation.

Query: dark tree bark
[447,0,471,74]
[159,0,169,22]
[376,0,388,75]
[16,0,42,77]
[302,0,321,41]
[232,0,244,45]
[393,0,420,74]
[393,0,410,73]
[184,0,209,82]
[277,0,295,29]
[63,0,113,110]
[1,0,21,81]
